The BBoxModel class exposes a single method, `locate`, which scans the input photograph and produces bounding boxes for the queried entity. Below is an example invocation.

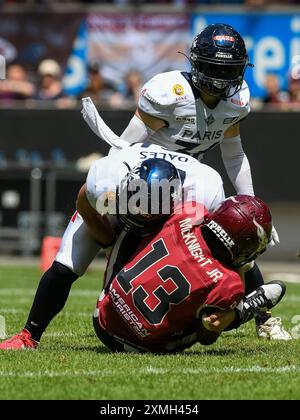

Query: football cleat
[256,317,292,341]
[0,329,38,350]
[238,280,286,325]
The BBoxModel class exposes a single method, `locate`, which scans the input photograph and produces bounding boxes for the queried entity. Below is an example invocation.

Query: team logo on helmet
[253,218,269,249]
[172,84,185,96]
[213,35,235,43]
[206,220,235,250]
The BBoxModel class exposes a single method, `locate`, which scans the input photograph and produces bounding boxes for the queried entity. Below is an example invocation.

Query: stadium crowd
[0,0,300,109]
[0,60,143,109]
[1,0,300,7]
[1,57,300,111]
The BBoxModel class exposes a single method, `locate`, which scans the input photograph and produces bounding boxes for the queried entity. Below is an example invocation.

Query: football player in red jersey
[93,195,287,353]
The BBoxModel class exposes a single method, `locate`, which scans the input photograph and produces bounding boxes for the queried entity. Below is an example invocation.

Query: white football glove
[269,225,280,247]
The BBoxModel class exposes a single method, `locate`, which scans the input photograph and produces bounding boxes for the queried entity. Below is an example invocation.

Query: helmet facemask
[190,54,249,98]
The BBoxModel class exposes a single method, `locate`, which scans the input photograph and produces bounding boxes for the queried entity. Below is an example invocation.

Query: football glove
[269,225,280,247]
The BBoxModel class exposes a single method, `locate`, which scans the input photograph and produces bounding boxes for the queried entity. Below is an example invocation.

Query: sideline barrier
[40,236,62,273]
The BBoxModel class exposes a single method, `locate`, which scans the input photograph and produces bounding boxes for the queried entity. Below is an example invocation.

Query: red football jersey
[98,202,244,352]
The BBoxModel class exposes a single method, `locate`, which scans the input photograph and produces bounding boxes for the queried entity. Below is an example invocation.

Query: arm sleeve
[220,135,254,196]
[120,114,155,144]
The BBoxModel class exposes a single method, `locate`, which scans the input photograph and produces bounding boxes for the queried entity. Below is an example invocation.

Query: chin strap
[81,97,127,150]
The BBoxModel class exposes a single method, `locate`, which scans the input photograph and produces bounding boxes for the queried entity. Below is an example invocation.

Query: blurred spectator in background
[287,74,300,109]
[0,63,34,102]
[122,69,143,104]
[245,0,300,5]
[78,62,116,105]
[2,0,300,7]
[245,0,270,6]
[263,74,289,106]
[110,69,143,109]
[33,59,64,100]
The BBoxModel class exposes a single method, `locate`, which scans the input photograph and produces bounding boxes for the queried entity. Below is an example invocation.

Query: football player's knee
[50,261,79,283]
[54,255,87,277]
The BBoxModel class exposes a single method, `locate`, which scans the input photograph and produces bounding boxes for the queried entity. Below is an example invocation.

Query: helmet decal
[253,218,269,248]
[215,52,233,59]
[213,35,235,42]
[227,196,240,203]
[206,220,235,251]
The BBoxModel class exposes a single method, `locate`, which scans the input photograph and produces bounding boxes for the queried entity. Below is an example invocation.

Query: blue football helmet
[190,23,252,98]
[117,158,182,234]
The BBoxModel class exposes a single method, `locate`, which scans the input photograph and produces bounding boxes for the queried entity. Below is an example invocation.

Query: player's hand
[202,310,236,334]
[269,225,280,247]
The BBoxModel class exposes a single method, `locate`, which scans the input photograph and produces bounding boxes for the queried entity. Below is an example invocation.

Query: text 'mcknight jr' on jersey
[138,70,250,159]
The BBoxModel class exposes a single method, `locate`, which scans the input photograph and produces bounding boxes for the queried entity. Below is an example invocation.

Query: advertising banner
[0,12,83,71]
[87,13,191,85]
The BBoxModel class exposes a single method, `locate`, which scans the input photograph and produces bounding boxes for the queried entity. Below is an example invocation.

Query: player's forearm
[220,136,254,195]
[196,308,237,345]
[202,309,237,334]
[227,154,254,196]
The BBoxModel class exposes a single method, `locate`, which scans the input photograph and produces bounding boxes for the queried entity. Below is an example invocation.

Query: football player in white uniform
[81,23,289,339]
[0,144,226,350]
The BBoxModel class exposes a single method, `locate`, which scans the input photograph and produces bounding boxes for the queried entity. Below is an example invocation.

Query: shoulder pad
[227,80,250,116]
[140,70,190,107]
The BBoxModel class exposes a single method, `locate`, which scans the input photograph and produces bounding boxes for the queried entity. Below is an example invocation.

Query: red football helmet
[202,195,273,267]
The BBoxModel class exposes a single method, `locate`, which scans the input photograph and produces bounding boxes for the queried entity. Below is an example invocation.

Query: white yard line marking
[0,366,299,378]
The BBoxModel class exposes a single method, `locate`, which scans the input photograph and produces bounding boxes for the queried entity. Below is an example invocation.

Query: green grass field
[0,265,300,400]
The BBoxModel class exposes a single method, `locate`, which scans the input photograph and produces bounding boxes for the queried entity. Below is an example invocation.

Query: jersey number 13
[116,239,191,325]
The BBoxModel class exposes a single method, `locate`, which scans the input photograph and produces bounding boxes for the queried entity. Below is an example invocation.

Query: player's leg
[244,262,270,324]
[24,261,78,343]
[244,262,291,340]
[0,212,102,350]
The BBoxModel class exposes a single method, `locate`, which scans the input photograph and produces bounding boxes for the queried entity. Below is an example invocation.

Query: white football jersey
[138,70,250,159]
[86,142,225,214]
